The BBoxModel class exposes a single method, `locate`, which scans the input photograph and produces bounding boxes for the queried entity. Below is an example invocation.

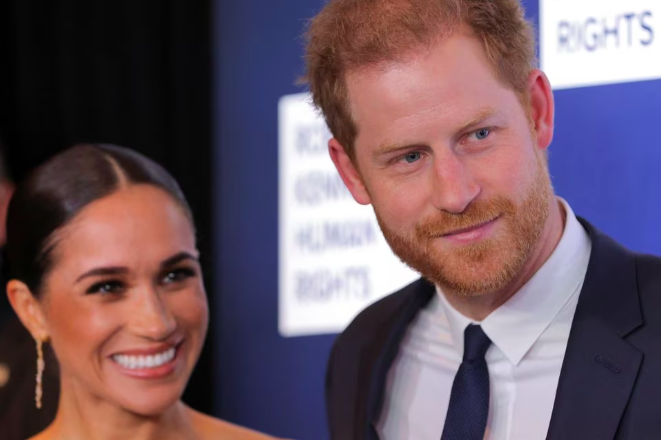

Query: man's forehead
[344,30,495,100]
[344,25,479,77]
[346,69,506,129]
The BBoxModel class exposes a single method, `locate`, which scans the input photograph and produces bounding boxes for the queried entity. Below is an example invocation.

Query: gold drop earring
[35,338,45,409]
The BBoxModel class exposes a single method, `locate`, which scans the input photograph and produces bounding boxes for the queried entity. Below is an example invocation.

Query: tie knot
[463,324,491,362]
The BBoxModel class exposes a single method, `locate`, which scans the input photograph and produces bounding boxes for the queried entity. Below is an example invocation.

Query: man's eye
[87,280,124,295]
[474,128,491,140]
[162,268,196,284]
[403,152,421,163]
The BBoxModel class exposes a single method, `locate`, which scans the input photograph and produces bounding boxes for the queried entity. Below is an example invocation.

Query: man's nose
[429,151,480,214]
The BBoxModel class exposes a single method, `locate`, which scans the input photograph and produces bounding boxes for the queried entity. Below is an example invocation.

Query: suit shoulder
[634,252,661,271]
[324,277,432,433]
[634,252,661,296]
[334,277,430,349]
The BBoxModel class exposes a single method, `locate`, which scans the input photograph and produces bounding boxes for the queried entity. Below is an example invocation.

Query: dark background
[0,0,213,413]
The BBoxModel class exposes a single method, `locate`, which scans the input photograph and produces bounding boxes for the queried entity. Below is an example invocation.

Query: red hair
[304,0,536,159]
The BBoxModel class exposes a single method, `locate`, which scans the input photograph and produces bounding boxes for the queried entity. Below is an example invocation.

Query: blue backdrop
[212,1,661,439]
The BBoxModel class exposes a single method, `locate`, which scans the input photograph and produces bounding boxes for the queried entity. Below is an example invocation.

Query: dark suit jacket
[326,219,661,440]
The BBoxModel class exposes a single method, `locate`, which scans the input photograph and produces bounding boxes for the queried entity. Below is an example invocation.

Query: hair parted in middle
[303,0,537,161]
[6,143,194,297]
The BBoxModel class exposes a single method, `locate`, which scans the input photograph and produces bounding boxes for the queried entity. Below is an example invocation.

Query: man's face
[332,29,555,296]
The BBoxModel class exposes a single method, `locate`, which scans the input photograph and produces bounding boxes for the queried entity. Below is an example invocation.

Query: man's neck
[443,198,567,321]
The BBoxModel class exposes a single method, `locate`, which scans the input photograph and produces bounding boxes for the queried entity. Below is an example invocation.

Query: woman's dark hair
[6,144,194,297]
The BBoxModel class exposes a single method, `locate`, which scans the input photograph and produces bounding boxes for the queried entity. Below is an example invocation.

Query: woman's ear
[7,280,49,341]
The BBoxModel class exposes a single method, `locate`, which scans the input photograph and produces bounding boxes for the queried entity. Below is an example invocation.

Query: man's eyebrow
[457,106,498,133]
[373,141,426,158]
[372,107,499,158]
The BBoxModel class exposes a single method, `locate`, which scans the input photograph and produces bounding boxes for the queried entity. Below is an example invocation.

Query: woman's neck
[37,377,198,440]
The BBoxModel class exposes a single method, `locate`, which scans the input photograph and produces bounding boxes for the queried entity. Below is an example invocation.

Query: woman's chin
[115,389,185,417]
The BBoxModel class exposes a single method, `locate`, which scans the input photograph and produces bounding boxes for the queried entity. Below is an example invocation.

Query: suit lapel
[547,219,643,440]
[363,280,435,440]
[546,316,642,440]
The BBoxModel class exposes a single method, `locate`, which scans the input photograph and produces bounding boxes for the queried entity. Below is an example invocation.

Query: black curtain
[0,0,213,413]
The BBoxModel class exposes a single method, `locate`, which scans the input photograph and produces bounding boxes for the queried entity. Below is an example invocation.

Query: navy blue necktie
[441,324,492,440]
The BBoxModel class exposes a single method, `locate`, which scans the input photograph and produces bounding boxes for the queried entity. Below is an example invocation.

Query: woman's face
[39,185,208,416]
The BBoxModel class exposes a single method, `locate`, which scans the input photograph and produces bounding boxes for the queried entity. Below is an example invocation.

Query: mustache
[415,197,516,238]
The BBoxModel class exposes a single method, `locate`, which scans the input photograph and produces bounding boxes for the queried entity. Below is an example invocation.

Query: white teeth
[112,347,176,370]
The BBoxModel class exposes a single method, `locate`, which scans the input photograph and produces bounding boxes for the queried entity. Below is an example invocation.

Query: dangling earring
[35,338,44,409]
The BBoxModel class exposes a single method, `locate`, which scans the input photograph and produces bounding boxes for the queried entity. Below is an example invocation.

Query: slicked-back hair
[6,144,194,296]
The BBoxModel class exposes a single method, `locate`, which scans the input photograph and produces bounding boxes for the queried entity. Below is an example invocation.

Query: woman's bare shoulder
[191,409,288,440]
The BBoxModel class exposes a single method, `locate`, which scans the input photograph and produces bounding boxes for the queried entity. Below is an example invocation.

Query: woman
[6,144,281,440]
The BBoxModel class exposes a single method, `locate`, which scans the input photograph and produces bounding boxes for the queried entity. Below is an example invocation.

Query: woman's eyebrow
[160,251,199,268]
[76,267,128,284]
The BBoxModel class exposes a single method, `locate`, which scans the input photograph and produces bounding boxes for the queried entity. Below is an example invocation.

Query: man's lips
[440,215,501,237]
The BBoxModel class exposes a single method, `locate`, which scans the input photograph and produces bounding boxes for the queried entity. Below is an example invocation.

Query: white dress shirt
[377,199,592,440]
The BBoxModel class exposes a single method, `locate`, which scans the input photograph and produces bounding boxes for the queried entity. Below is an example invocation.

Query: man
[0,137,59,439]
[304,1,661,439]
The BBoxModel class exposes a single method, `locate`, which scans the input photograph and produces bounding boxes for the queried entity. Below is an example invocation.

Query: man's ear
[328,138,371,205]
[7,280,49,342]
[527,68,555,151]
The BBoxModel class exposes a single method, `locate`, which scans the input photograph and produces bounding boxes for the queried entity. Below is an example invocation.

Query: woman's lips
[110,341,183,379]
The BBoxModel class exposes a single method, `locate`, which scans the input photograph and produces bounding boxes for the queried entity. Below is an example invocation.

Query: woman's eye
[86,280,124,295]
[474,128,491,140]
[403,152,421,163]
[162,268,196,284]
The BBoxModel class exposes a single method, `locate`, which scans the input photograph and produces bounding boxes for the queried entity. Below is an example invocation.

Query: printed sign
[278,93,420,337]
[540,0,659,89]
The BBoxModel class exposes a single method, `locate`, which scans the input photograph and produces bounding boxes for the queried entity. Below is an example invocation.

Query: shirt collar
[437,198,592,365]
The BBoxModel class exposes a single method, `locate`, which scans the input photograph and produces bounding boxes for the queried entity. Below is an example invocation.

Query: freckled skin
[329,28,564,320]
